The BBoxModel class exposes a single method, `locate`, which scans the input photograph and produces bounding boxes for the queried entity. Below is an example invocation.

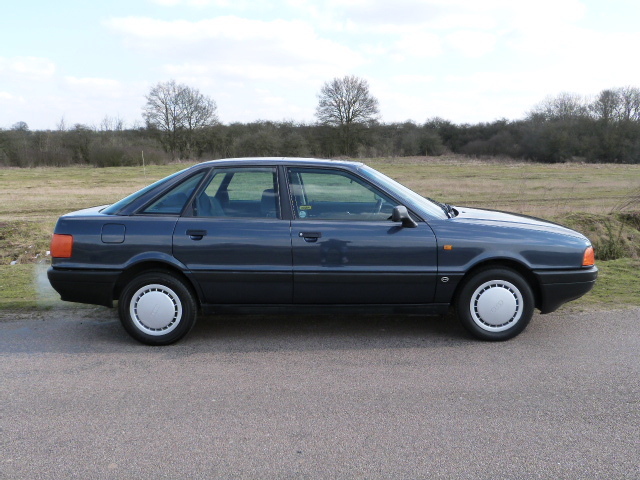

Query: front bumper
[534,266,598,314]
[47,267,121,308]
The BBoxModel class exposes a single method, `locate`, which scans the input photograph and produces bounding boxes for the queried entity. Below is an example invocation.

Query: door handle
[186,229,207,240]
[299,231,322,243]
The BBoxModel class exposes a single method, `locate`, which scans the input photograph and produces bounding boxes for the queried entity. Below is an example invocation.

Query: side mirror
[392,205,418,228]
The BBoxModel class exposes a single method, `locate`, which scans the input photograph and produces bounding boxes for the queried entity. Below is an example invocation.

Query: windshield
[102,168,189,215]
[358,165,449,219]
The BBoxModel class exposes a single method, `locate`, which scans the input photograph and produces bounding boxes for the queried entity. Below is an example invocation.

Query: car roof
[197,157,364,169]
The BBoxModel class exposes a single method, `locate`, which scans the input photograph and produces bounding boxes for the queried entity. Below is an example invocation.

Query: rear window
[102,169,188,215]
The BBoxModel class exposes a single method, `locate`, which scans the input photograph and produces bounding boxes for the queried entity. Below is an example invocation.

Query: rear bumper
[534,266,598,314]
[47,267,120,308]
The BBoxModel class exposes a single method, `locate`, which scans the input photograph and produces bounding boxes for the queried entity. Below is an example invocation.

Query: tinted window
[142,172,206,215]
[195,168,280,218]
[102,168,190,215]
[288,168,398,221]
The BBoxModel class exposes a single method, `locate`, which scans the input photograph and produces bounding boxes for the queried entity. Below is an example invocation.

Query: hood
[452,206,588,240]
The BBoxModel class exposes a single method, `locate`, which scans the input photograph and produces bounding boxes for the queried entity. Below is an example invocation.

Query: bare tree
[100,115,125,132]
[590,89,620,123]
[11,121,29,132]
[56,116,67,132]
[316,75,380,126]
[529,92,588,122]
[316,75,379,154]
[616,86,640,122]
[589,87,640,123]
[143,80,218,159]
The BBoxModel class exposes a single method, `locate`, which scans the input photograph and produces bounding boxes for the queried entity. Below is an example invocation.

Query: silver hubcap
[470,280,523,332]
[130,284,182,336]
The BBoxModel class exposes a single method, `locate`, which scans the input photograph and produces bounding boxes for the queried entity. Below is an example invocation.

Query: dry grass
[0,163,195,264]
[367,156,640,217]
[1,156,639,265]
[0,164,193,222]
[1,155,639,310]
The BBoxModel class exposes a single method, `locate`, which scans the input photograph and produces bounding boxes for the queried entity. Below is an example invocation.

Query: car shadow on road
[177,311,473,352]
[1,307,479,354]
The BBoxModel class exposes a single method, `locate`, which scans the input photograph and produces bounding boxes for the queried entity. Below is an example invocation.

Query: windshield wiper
[427,197,454,218]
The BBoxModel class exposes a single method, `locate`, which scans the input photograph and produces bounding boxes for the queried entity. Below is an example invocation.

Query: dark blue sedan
[48,158,597,344]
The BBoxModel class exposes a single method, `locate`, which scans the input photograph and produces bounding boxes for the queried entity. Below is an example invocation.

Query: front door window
[288,168,397,221]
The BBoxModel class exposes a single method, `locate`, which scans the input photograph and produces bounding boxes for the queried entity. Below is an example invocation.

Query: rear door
[173,167,292,304]
[287,167,438,305]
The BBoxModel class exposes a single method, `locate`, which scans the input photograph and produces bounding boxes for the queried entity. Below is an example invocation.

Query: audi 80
[48,158,597,344]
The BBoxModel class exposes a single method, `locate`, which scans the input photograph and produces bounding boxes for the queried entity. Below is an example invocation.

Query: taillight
[582,246,595,266]
[51,234,73,258]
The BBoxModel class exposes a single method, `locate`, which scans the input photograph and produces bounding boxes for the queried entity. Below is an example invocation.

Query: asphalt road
[1,306,639,480]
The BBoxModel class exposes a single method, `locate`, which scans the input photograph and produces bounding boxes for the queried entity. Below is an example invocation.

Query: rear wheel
[118,272,197,345]
[456,267,534,341]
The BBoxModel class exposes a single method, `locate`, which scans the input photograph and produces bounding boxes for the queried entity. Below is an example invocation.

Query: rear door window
[195,168,280,218]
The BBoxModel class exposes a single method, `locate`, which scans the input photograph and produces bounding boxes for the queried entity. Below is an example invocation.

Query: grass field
[1,155,639,310]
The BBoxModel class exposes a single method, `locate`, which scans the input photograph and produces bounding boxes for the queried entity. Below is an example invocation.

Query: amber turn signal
[51,234,73,258]
[582,246,595,266]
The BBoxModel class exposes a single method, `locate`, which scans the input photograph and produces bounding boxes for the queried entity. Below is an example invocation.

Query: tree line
[2,78,640,167]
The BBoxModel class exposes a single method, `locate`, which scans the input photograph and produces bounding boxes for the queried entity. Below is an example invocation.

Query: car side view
[48,158,597,345]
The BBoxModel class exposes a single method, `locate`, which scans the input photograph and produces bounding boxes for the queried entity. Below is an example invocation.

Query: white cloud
[109,16,359,59]
[64,77,122,89]
[391,31,443,60]
[148,0,234,5]
[445,30,497,57]
[109,15,309,43]
[391,74,436,85]
[317,0,585,30]
[0,56,56,78]
[107,16,364,84]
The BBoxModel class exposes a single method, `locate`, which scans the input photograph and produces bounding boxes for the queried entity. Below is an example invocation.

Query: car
[48,157,597,345]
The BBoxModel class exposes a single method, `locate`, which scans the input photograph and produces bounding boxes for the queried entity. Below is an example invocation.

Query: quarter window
[142,172,206,215]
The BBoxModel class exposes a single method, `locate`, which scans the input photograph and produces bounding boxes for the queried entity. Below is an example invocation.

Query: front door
[287,167,438,305]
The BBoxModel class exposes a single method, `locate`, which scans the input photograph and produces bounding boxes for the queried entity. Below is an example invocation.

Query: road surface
[1,306,639,479]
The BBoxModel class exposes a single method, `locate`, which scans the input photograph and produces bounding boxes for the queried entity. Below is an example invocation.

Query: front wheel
[456,268,534,341]
[118,272,197,345]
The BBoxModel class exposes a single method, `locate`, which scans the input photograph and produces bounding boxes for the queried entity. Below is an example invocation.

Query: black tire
[456,267,534,341]
[118,271,197,345]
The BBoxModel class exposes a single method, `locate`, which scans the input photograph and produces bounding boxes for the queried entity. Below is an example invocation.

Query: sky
[1,0,639,130]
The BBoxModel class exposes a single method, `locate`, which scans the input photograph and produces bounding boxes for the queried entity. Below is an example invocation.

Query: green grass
[0,264,35,309]
[576,258,640,308]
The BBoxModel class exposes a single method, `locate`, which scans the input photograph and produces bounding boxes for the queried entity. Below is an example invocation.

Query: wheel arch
[114,261,202,308]
[453,258,542,310]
